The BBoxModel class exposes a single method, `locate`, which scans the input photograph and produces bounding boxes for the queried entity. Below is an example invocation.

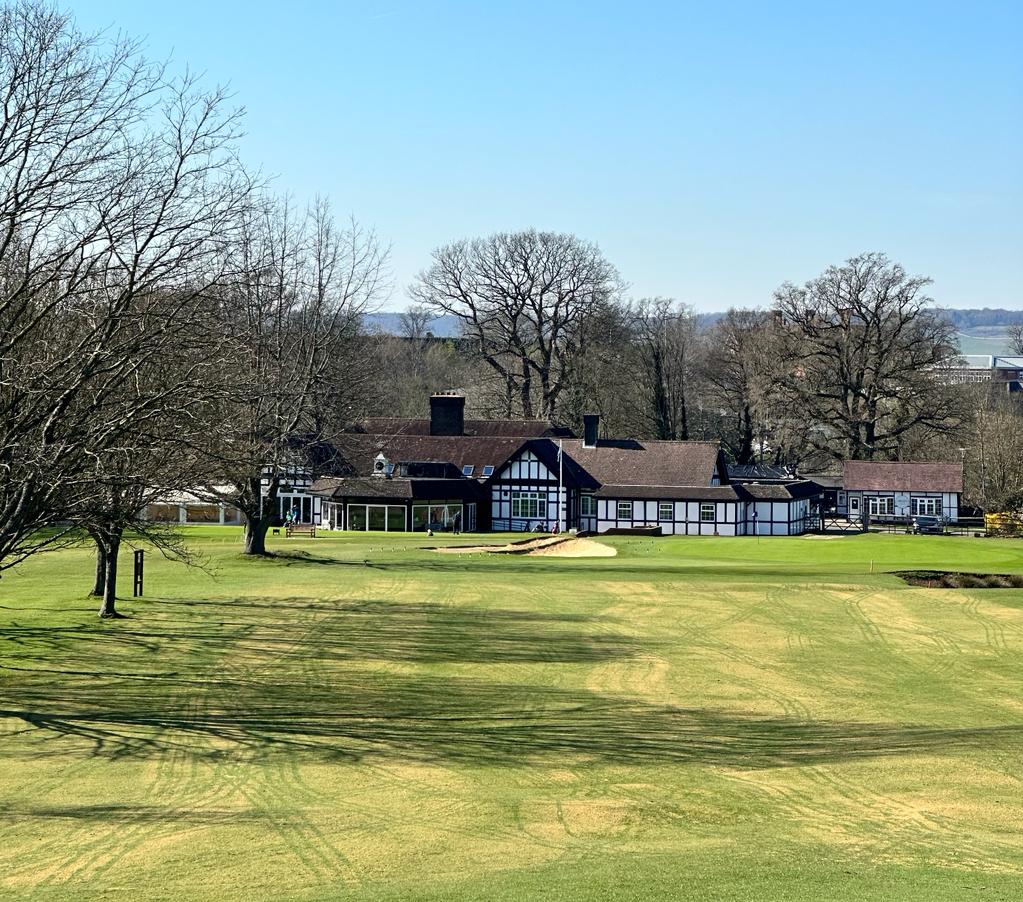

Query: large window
[580,494,597,517]
[912,497,942,516]
[700,503,715,523]
[347,504,407,531]
[511,491,547,520]
[659,502,674,521]
[616,501,633,520]
[868,496,894,516]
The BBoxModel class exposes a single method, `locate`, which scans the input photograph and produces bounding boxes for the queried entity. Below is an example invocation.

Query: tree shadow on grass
[3,668,1021,770]
[3,594,1021,772]
[0,803,271,824]
[0,597,637,666]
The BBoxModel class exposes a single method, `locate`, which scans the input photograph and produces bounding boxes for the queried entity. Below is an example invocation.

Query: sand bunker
[528,538,617,557]
[434,536,616,558]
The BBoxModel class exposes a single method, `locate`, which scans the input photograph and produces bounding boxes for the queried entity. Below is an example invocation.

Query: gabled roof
[558,439,724,489]
[353,418,573,438]
[332,433,527,479]
[843,460,963,493]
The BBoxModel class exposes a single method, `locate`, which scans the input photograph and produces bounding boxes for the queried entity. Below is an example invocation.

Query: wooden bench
[285,523,316,538]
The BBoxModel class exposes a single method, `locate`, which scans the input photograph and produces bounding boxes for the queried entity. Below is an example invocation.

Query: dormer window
[372,452,390,477]
[462,464,474,477]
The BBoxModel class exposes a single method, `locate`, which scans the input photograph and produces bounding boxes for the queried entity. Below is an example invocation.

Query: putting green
[1,529,1022,900]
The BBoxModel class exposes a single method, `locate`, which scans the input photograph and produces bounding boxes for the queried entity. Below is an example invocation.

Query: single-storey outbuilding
[842,460,963,523]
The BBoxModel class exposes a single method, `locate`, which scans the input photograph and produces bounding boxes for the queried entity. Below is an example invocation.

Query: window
[462,464,474,477]
[868,496,894,516]
[384,463,395,476]
[580,494,597,517]
[659,502,674,521]
[616,501,633,520]
[912,497,942,516]
[700,503,715,523]
[511,491,547,520]
[837,491,846,505]
[482,465,495,478]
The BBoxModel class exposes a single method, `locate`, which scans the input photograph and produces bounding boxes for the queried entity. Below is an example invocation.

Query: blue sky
[71,1,1022,312]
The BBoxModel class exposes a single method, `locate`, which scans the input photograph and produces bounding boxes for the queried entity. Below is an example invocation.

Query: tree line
[2,2,1021,616]
[384,238,1019,492]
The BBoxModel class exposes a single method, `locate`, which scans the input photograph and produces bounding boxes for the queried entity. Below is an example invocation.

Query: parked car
[911,515,944,535]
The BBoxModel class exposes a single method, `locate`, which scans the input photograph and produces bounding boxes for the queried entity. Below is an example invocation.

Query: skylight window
[384,463,395,475]
[482,465,495,477]
[462,464,474,477]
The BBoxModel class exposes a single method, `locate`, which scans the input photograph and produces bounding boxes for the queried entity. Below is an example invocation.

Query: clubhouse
[311,393,824,536]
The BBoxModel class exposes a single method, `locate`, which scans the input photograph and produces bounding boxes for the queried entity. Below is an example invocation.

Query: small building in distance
[842,460,963,523]
[938,355,1023,393]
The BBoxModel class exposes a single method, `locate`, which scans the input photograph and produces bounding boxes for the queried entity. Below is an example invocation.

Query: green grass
[2,529,1023,900]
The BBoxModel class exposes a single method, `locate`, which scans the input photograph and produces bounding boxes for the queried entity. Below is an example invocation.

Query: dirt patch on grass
[434,536,616,557]
[895,570,1023,589]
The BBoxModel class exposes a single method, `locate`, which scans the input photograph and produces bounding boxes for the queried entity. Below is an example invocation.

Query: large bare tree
[0,2,248,570]
[201,197,387,556]
[773,253,960,461]
[411,229,623,420]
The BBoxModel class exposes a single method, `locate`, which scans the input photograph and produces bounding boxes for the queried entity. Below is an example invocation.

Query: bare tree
[632,298,698,440]
[0,2,249,570]
[411,229,623,420]
[1009,323,1023,356]
[201,197,387,556]
[699,309,779,464]
[79,310,221,616]
[773,253,960,461]
[399,303,436,343]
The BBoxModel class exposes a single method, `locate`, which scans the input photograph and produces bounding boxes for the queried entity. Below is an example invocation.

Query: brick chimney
[430,391,465,436]
[582,413,600,448]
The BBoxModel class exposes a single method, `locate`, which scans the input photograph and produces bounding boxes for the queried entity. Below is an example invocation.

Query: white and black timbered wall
[490,450,568,532]
[260,466,322,524]
[578,497,743,536]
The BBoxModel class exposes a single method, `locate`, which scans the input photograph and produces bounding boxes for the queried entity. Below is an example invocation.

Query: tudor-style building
[488,416,820,536]
[311,392,568,532]
[312,395,822,536]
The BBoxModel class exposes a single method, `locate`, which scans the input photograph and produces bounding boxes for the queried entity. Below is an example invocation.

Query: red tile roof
[334,434,528,478]
[561,439,723,489]
[842,460,963,493]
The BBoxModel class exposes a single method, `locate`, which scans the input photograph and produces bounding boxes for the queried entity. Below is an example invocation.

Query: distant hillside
[937,307,1023,330]
[362,307,1020,352]
[362,312,461,338]
[937,308,1022,356]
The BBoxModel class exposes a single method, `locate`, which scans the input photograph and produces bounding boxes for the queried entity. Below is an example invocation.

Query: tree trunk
[90,538,107,597]
[736,406,755,464]
[244,516,269,555]
[98,529,123,618]
[678,386,689,441]
[519,359,533,418]
[242,475,274,556]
